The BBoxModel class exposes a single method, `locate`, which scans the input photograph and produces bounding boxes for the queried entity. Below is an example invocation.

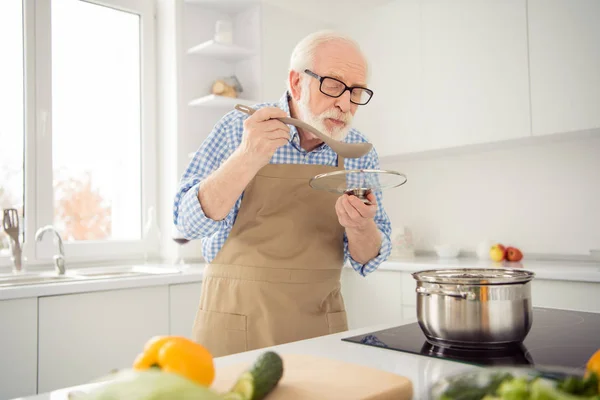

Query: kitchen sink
[67,265,182,279]
[0,265,182,287]
[70,271,153,278]
[0,274,77,287]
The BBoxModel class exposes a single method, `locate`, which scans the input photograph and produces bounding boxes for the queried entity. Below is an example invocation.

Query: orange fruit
[587,349,600,373]
[586,349,600,391]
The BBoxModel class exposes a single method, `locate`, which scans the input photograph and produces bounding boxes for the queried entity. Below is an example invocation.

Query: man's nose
[335,90,352,113]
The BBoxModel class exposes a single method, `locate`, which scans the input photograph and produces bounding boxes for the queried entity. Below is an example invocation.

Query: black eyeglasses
[304,69,373,105]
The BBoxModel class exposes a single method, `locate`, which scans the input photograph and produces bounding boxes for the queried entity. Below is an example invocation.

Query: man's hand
[239,107,290,171]
[197,107,289,222]
[336,192,382,265]
[335,192,377,231]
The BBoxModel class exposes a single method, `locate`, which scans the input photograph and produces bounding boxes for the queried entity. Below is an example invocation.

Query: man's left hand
[335,192,377,231]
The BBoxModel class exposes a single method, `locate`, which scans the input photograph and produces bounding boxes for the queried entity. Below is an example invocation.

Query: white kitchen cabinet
[169,282,203,338]
[531,279,600,314]
[38,286,170,393]
[0,298,38,400]
[346,0,422,157]
[400,271,417,307]
[341,268,404,330]
[420,0,531,150]
[402,305,417,321]
[343,0,531,156]
[528,0,600,136]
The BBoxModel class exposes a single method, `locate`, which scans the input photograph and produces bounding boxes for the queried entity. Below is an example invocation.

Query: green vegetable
[529,377,599,400]
[440,372,516,400]
[69,368,225,400]
[437,370,600,400]
[226,351,284,400]
[496,377,530,400]
[557,373,599,396]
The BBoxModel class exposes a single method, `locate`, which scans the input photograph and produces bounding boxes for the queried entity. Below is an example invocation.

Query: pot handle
[416,285,476,300]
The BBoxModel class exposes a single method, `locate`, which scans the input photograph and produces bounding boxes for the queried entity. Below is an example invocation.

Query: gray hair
[287,30,369,93]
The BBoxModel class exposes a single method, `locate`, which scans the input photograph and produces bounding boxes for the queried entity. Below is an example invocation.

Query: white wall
[378,134,600,257]
[338,0,600,257]
[260,2,334,100]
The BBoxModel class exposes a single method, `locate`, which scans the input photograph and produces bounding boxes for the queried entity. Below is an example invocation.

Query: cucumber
[227,351,284,400]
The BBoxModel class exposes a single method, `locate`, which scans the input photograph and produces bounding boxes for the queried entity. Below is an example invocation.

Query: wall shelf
[188,94,258,108]
[187,40,255,62]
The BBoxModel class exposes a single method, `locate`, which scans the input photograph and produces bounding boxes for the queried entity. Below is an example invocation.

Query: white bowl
[434,245,460,259]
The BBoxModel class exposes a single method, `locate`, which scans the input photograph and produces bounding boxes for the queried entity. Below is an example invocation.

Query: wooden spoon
[234,104,373,159]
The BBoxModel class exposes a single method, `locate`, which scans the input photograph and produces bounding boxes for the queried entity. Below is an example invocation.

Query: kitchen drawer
[169,282,203,338]
[401,272,417,306]
[38,286,170,393]
[402,305,417,322]
[0,298,37,399]
[531,279,600,313]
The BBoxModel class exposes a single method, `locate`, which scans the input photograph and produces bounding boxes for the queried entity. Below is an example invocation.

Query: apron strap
[337,155,345,169]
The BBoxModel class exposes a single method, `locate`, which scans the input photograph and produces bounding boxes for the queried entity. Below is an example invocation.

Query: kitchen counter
[0,264,205,301]
[12,316,478,400]
[356,256,600,283]
[1,257,599,301]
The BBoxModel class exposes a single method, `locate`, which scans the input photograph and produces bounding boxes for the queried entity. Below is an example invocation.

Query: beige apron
[192,156,349,357]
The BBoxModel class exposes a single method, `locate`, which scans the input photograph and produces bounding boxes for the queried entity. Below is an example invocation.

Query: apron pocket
[193,309,247,357]
[326,310,348,334]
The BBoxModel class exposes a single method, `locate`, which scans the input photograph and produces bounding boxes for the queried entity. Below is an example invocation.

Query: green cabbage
[69,369,225,400]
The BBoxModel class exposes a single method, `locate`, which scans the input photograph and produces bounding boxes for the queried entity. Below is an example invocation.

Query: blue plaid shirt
[173,92,392,276]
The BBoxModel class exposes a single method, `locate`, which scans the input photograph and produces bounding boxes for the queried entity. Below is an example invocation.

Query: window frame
[1,0,158,268]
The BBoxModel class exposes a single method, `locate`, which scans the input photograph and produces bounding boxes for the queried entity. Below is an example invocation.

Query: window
[0,1,25,257]
[0,0,156,267]
[51,0,142,242]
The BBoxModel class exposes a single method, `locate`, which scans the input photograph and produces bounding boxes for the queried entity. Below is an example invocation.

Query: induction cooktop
[342,307,600,370]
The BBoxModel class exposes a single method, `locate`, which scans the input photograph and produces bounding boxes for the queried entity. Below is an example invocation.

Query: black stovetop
[342,307,600,370]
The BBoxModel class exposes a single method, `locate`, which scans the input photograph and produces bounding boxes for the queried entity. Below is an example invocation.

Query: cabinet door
[345,0,422,157]
[528,0,600,136]
[531,280,600,313]
[341,268,404,330]
[421,0,531,150]
[169,282,202,338]
[0,298,37,399]
[38,286,169,393]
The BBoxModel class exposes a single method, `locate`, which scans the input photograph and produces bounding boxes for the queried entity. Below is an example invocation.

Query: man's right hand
[239,107,290,170]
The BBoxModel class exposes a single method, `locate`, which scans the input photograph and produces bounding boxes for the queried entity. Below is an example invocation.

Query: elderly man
[173,30,392,357]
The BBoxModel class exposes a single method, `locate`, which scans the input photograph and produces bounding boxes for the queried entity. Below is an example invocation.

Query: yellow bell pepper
[133,335,215,387]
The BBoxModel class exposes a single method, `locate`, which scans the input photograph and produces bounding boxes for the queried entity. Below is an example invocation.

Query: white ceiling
[262,0,395,26]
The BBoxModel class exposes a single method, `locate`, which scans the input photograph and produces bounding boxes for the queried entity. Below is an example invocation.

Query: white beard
[296,79,353,141]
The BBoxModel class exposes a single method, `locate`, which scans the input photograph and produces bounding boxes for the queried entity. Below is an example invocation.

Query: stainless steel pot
[412,268,535,349]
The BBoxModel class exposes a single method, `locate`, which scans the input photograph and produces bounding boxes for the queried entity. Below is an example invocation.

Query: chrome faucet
[35,225,66,275]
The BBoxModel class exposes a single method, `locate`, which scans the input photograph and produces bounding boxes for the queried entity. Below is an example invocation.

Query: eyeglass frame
[303,69,374,105]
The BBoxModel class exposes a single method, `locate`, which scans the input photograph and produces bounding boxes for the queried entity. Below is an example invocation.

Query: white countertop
[0,263,205,301]
[371,256,600,283]
[1,257,599,301]
[12,317,478,400]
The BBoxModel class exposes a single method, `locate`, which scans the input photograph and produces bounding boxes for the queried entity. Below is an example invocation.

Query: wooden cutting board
[211,353,413,400]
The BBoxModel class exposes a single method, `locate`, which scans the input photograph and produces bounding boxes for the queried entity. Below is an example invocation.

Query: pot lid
[309,169,407,203]
[412,268,535,285]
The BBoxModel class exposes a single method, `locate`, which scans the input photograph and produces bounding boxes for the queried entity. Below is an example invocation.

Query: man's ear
[289,70,302,100]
